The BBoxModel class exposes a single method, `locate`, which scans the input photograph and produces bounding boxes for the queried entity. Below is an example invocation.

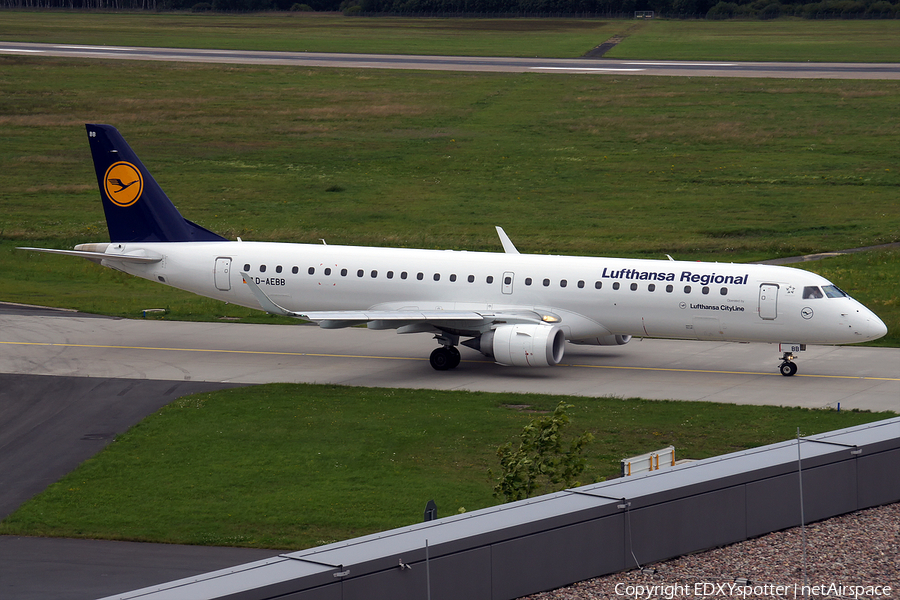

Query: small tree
[492,402,594,503]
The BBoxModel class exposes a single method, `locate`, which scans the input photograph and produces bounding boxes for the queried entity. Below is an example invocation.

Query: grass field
[2,56,898,341]
[1,384,893,549]
[606,20,900,63]
[0,12,623,57]
[2,12,900,61]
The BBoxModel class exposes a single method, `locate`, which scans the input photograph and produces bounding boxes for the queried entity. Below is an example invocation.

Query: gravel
[522,502,899,600]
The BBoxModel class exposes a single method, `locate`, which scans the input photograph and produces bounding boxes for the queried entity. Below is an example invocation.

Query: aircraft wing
[240,272,546,329]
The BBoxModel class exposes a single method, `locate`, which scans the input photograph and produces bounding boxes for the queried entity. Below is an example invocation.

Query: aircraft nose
[870,314,888,339]
[858,308,888,341]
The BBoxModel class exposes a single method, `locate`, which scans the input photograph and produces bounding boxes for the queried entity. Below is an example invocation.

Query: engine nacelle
[570,334,632,346]
[479,324,566,367]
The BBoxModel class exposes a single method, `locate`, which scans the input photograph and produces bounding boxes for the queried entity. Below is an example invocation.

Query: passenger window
[417,272,424,280]
[612,282,620,290]
[543,278,550,287]
[450,274,457,282]
[684,285,691,293]
[487,276,494,284]
[467,275,475,283]
[308,267,315,275]
[560,279,567,288]
[357,269,364,277]
[341,268,347,276]
[720,287,727,295]
[276,266,283,274]
[292,266,299,274]
[666,284,673,293]
[648,284,656,292]
[433,273,440,281]
[578,280,585,289]
[803,286,824,299]
[387,271,393,279]
[243,263,250,271]
[595,281,602,289]
[401,271,408,280]
[702,286,709,295]
[525,278,532,286]
[371,270,378,278]
[260,265,267,273]
[630,283,638,291]
[505,276,512,285]
[324,268,331,276]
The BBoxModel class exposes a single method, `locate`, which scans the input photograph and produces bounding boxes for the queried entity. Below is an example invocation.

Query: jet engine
[570,334,632,346]
[465,324,566,367]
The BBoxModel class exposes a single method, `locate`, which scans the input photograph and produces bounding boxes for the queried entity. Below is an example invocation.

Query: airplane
[21,124,888,375]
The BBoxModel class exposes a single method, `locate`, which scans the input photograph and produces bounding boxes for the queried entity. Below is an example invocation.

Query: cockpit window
[802,286,824,299]
[822,285,848,298]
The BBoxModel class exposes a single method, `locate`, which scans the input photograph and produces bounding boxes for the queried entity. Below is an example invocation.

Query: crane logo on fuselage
[104,161,143,207]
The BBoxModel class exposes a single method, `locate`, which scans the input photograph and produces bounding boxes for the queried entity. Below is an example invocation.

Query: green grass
[0,12,623,58]
[3,13,900,61]
[1,58,897,339]
[1,384,892,549]
[607,19,900,63]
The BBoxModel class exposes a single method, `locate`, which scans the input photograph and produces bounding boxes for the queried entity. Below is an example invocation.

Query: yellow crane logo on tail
[104,161,143,207]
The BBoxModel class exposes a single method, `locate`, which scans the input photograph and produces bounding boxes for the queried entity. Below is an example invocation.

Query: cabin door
[215,257,232,291]
[758,283,779,320]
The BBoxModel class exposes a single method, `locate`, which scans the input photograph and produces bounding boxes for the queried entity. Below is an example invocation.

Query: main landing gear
[430,333,461,371]
[778,343,805,377]
[430,346,461,371]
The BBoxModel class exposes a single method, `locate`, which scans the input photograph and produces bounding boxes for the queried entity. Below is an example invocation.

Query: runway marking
[623,62,737,67]
[3,340,899,381]
[565,362,899,380]
[532,67,645,72]
[0,339,423,361]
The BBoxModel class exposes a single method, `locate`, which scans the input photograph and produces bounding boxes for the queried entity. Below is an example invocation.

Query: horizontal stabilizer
[18,247,162,264]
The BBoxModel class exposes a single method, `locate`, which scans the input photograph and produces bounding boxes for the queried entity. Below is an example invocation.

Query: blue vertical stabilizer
[86,124,227,243]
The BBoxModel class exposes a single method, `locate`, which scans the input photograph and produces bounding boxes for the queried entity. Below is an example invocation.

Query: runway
[2,305,897,412]
[1,41,899,79]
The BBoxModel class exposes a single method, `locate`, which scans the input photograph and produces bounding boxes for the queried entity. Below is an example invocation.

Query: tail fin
[86,124,227,243]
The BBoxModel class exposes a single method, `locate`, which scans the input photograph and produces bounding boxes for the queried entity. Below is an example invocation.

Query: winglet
[495,226,520,254]
[240,272,303,317]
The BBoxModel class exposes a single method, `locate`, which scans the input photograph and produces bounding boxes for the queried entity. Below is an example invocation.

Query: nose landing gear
[779,354,798,377]
[778,343,805,376]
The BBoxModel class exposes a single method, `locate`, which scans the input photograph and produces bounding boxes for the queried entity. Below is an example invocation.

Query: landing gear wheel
[430,347,460,371]
[779,361,798,377]
[447,346,461,369]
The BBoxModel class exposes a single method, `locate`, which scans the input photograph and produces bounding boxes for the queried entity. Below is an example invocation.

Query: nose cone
[857,307,888,342]
[869,313,888,340]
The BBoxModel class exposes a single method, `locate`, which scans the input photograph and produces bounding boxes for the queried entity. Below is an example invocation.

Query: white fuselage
[95,240,887,346]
